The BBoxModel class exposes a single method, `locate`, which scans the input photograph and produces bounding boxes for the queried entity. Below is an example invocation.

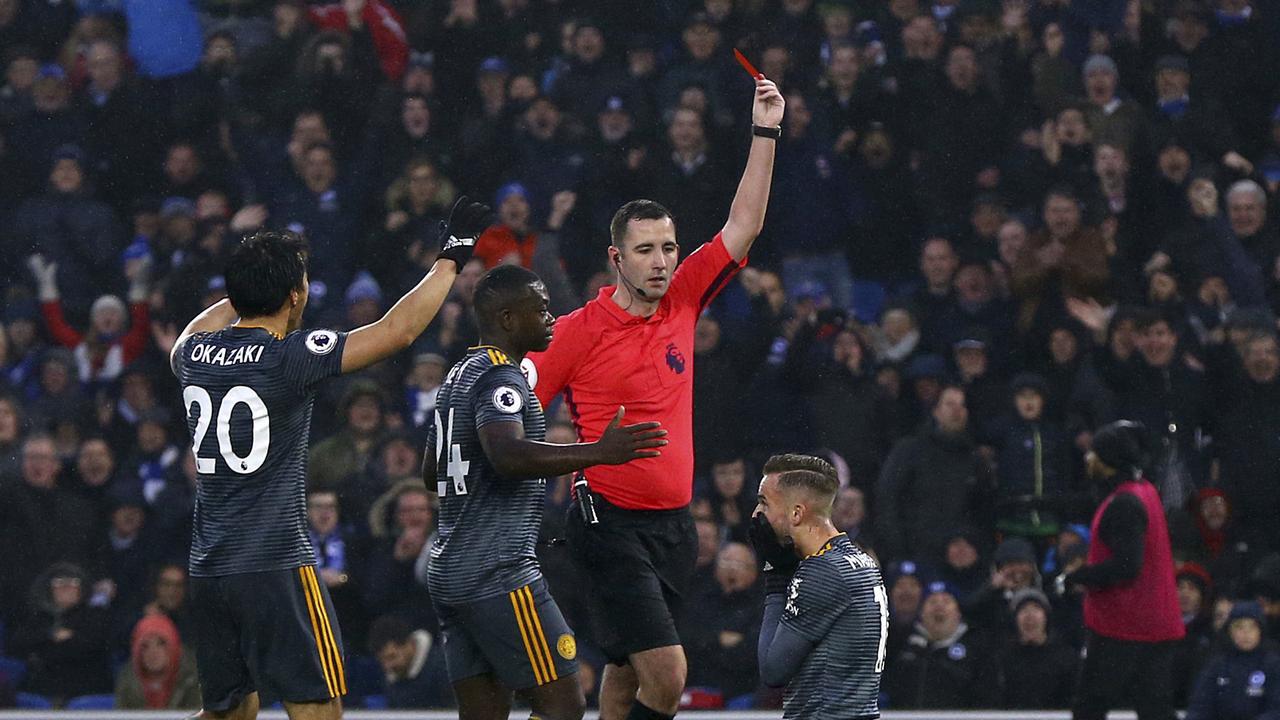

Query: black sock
[626,700,675,720]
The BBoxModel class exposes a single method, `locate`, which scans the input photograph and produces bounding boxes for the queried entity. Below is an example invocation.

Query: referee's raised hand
[595,406,668,464]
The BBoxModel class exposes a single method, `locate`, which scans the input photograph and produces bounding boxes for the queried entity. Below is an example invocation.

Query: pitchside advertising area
[0,707,1152,712]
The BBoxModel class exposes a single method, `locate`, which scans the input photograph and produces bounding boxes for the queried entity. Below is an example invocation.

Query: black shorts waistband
[589,490,689,519]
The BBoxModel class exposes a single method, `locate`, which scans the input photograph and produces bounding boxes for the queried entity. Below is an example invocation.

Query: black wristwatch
[752,124,782,140]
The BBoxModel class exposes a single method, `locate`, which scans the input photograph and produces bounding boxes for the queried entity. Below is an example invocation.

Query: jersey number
[873,583,889,674]
[183,385,271,475]
[434,408,470,496]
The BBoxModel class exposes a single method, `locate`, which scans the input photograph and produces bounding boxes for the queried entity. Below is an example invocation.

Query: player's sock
[626,700,675,720]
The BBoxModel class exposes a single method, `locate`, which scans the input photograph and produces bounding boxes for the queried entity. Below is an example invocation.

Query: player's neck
[610,284,659,317]
[478,335,525,362]
[792,521,843,558]
[234,311,290,340]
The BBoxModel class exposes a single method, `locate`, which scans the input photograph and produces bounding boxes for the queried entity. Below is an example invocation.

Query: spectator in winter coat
[368,614,453,709]
[996,588,1078,708]
[9,563,112,703]
[682,543,763,701]
[966,537,1042,637]
[307,0,408,82]
[885,583,999,708]
[113,613,200,710]
[877,385,996,562]
[984,372,1076,540]
[8,145,123,325]
[1173,562,1217,707]
[1186,601,1280,720]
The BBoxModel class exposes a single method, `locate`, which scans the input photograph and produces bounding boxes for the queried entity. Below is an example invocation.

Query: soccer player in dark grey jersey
[750,454,887,720]
[426,265,667,720]
[170,197,493,720]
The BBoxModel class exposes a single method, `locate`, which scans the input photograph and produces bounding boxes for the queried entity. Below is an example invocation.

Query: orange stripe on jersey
[521,586,558,681]
[510,589,547,685]
[299,568,337,697]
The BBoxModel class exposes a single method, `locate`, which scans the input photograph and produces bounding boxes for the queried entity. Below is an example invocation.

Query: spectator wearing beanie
[995,588,1078,709]
[884,581,999,709]
[983,372,1076,541]
[1172,562,1216,706]
[1186,601,1280,720]
[967,537,1042,637]
[1062,420,1184,720]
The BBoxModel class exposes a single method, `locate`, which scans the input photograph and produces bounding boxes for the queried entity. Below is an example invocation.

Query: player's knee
[635,664,685,711]
[530,689,586,720]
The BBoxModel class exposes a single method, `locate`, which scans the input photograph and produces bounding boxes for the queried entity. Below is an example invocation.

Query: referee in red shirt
[525,76,784,720]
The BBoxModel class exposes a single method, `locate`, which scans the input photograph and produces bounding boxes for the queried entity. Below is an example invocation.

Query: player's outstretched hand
[752,77,785,128]
[749,513,799,591]
[438,195,496,267]
[596,406,667,464]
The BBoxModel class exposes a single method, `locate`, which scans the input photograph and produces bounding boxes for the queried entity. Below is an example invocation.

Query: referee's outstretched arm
[720,77,785,262]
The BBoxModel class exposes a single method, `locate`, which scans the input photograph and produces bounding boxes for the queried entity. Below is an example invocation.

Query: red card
[733,48,761,79]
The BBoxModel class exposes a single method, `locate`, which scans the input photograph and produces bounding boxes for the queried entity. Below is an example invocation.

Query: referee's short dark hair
[226,230,308,320]
[610,199,675,247]
[776,469,839,515]
[474,264,542,330]
[367,614,414,655]
[763,453,837,483]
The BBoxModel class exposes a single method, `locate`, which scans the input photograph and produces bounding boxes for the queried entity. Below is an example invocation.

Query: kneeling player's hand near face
[594,406,668,465]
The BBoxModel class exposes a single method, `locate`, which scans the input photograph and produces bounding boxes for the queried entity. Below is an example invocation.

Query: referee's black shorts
[564,492,697,665]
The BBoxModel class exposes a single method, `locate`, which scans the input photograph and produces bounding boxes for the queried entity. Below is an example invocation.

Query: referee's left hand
[751,77,785,128]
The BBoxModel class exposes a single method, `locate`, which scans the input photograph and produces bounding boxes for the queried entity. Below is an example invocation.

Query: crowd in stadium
[1,0,1280,712]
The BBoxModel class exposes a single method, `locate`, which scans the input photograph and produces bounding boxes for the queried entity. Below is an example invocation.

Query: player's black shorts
[190,565,346,710]
[565,493,697,664]
[435,576,578,689]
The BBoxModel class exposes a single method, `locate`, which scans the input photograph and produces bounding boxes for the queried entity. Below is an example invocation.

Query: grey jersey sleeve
[759,591,818,687]
[472,365,530,429]
[280,329,348,392]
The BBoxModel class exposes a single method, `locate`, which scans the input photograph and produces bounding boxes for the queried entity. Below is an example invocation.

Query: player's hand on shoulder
[595,406,667,465]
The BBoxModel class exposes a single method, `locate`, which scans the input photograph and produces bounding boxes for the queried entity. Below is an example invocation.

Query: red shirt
[526,234,745,510]
[1084,479,1184,642]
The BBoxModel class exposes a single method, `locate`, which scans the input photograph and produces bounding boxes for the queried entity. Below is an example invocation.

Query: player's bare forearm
[721,78,783,262]
[172,299,238,365]
[478,425,617,479]
[341,259,458,373]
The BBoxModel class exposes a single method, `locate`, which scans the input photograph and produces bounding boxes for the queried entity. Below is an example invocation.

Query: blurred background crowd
[1,0,1280,712]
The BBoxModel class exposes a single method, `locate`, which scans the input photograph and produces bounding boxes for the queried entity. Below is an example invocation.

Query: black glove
[438,195,495,267]
[749,513,799,594]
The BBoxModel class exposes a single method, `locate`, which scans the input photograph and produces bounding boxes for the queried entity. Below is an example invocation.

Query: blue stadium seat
[65,694,116,710]
[363,694,388,709]
[0,656,26,686]
[15,692,52,709]
[725,693,755,710]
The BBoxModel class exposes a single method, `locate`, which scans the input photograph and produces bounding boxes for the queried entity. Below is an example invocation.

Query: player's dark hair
[776,469,839,514]
[473,265,542,331]
[610,199,675,248]
[763,453,837,483]
[367,614,414,654]
[225,230,308,319]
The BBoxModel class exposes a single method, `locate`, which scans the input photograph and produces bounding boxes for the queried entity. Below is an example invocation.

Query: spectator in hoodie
[884,582,999,708]
[1173,562,1217,706]
[368,614,453,709]
[996,588,1078,708]
[113,612,200,710]
[1186,601,1280,720]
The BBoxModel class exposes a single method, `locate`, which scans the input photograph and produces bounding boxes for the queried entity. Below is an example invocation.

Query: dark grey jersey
[781,534,886,720]
[173,326,347,578]
[426,346,546,605]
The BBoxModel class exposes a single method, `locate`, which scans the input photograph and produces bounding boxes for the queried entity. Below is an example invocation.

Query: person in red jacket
[307,0,408,81]
[28,253,151,385]
[1061,420,1184,720]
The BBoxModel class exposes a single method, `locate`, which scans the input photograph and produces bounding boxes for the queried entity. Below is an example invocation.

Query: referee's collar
[594,285,666,324]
